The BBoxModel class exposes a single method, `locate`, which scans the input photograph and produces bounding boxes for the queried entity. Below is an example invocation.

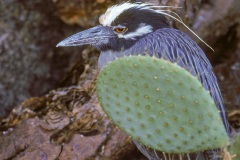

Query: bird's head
[57,2,170,51]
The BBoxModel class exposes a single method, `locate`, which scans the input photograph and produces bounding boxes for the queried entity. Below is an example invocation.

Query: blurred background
[0,0,240,159]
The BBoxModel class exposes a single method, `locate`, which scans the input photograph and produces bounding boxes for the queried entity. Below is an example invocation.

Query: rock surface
[0,48,142,159]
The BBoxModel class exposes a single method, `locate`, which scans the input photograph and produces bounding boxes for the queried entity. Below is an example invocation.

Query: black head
[57,3,170,51]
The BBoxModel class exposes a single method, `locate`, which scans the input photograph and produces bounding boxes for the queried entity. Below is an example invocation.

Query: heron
[57,2,230,160]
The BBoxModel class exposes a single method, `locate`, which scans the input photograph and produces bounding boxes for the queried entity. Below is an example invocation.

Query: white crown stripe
[99,3,181,26]
[99,3,136,26]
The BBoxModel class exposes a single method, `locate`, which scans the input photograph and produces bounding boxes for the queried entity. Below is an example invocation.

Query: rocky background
[0,0,240,159]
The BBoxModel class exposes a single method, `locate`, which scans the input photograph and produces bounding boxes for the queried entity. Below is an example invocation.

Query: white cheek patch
[118,23,153,40]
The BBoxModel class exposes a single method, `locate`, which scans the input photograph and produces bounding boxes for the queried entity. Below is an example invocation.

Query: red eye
[114,27,128,33]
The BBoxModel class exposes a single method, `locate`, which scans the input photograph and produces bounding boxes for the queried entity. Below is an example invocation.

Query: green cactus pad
[96,56,228,154]
[227,132,240,159]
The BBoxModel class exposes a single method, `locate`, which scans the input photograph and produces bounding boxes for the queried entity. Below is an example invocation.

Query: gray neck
[98,50,132,70]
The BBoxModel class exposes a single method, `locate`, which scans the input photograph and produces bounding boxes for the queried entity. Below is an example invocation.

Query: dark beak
[56,25,115,47]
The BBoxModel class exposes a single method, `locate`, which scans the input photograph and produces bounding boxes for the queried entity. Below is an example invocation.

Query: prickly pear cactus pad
[96,56,228,154]
[227,132,240,160]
